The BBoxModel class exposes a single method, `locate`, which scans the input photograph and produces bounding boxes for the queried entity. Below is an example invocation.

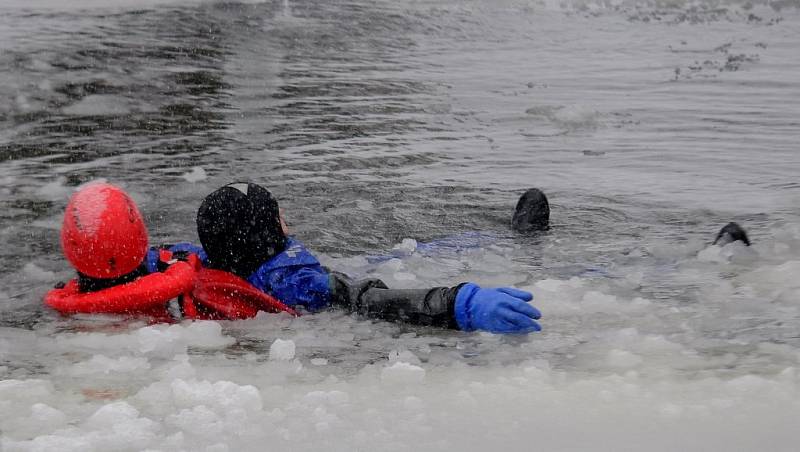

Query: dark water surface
[2,0,797,315]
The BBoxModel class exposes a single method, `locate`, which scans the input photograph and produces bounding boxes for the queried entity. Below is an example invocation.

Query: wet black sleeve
[327,271,464,329]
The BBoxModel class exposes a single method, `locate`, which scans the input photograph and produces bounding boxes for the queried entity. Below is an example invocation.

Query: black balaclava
[197,182,287,278]
[511,188,550,232]
[713,222,751,246]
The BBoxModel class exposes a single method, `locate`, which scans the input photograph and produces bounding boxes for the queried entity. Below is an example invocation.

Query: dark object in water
[713,222,751,246]
[512,188,550,232]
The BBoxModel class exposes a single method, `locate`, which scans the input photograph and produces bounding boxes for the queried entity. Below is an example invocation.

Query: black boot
[713,222,751,246]
[511,188,550,232]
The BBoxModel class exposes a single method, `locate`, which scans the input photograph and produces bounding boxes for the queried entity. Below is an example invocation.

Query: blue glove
[454,283,541,334]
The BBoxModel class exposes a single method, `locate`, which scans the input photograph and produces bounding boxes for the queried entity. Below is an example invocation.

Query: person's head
[61,182,149,279]
[511,188,550,233]
[197,182,287,278]
[713,222,750,246]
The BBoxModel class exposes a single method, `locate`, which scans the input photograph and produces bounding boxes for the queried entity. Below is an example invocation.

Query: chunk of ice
[392,238,417,255]
[606,349,644,369]
[380,362,426,385]
[170,379,263,413]
[182,166,207,183]
[22,262,55,281]
[70,355,151,376]
[86,401,140,430]
[269,339,296,361]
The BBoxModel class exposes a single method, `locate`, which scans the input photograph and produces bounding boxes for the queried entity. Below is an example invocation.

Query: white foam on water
[62,95,136,117]
[21,263,56,282]
[181,167,208,183]
[35,177,71,202]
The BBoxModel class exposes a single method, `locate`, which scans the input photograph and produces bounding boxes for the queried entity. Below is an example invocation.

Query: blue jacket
[142,240,330,312]
[247,238,331,312]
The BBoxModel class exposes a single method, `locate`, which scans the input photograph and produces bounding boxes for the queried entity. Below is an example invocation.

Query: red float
[45,250,296,320]
[192,268,298,319]
[44,260,196,315]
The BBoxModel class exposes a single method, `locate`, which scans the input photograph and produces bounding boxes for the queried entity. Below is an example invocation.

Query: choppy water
[1,0,800,451]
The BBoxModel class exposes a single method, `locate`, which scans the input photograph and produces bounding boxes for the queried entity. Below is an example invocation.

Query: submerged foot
[511,188,550,232]
[713,222,751,246]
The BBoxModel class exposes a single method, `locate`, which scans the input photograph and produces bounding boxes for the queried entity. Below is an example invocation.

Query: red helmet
[61,182,148,279]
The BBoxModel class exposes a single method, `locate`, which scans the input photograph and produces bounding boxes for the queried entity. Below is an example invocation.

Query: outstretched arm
[328,272,541,334]
[328,271,460,328]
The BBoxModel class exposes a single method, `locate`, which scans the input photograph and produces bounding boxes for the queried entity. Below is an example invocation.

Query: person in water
[713,222,750,247]
[59,182,152,291]
[196,182,544,334]
[48,181,545,333]
[60,182,206,289]
[365,187,550,264]
[511,188,550,233]
[47,182,205,318]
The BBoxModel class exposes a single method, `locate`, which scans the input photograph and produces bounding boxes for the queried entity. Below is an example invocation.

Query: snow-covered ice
[2,0,800,450]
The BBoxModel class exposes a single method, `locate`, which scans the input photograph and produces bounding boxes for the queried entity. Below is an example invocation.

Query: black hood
[511,188,550,232]
[713,222,750,246]
[197,182,287,278]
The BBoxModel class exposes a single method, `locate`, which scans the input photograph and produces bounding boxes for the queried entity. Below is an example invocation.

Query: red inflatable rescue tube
[44,260,196,315]
[192,268,298,319]
[44,252,297,320]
